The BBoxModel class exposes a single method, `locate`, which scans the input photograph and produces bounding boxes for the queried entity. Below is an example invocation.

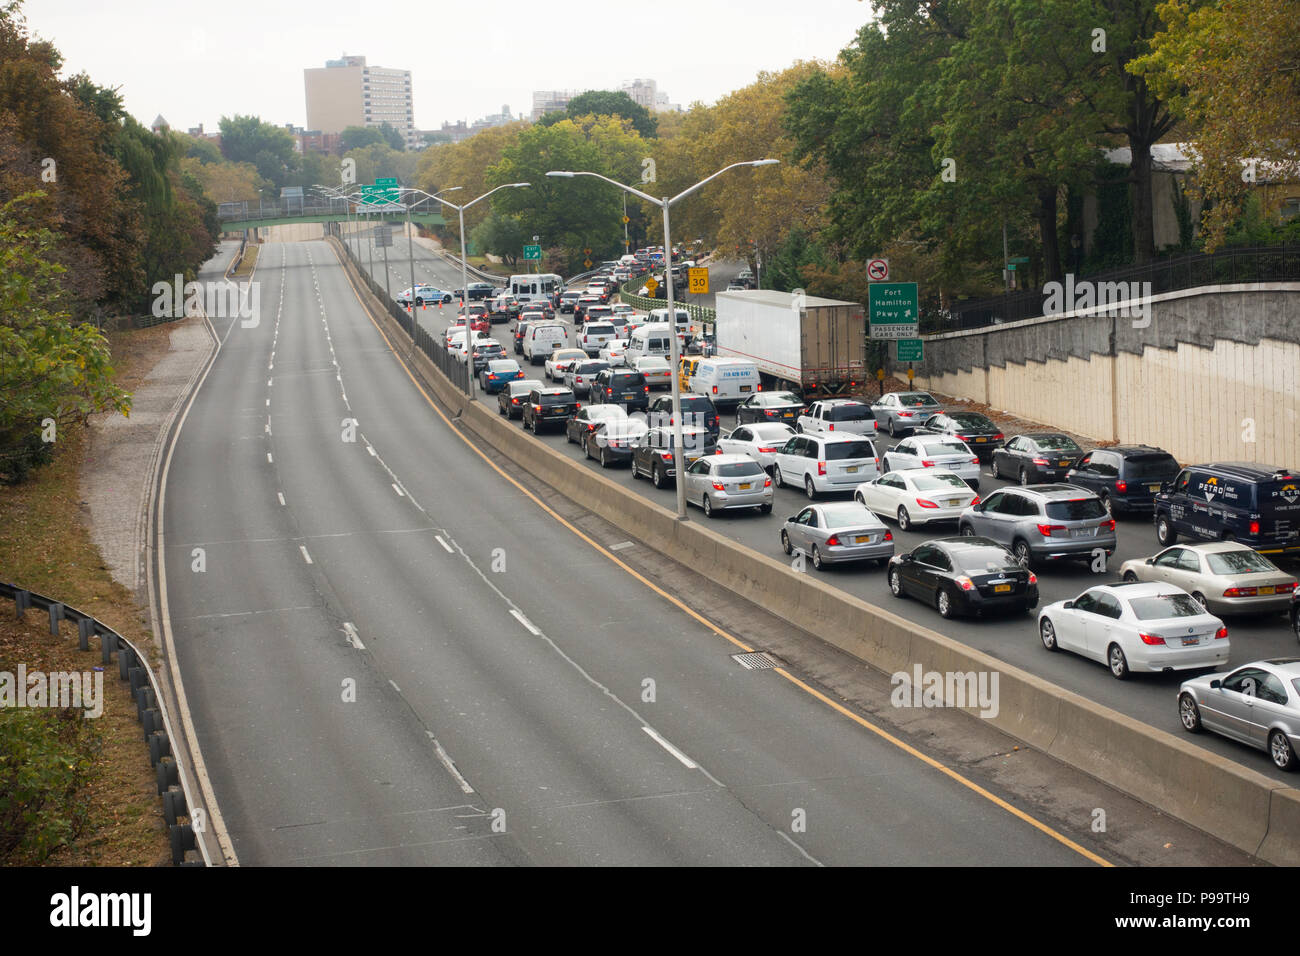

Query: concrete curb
[332,236,1300,866]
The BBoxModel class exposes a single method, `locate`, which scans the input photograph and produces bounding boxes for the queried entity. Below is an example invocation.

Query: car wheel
[804,476,817,500]
[1293,610,1300,645]
[759,503,772,514]
[1012,539,1033,568]
[888,419,899,438]
[959,524,975,537]
[703,495,715,518]
[566,428,575,444]
[1271,730,1298,771]
[1178,693,1203,733]
[631,460,641,479]
[1039,618,1058,651]
[1122,570,1138,582]
[781,530,793,555]
[600,448,611,468]
[811,545,825,570]
[1156,515,1177,546]
[937,588,955,619]
[1191,591,1208,611]
[1107,644,1130,680]
[897,506,912,532]
[888,568,904,598]
[1018,467,1029,486]
[991,457,1002,479]
[1100,493,1113,518]
[652,465,666,489]
[498,404,505,416]
[794,422,803,433]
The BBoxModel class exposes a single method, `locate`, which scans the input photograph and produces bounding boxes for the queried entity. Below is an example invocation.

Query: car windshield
[950,414,993,429]
[922,440,970,456]
[766,392,801,405]
[587,406,625,420]
[824,441,874,460]
[1033,435,1081,452]
[819,504,877,528]
[1206,550,1277,575]
[827,404,871,421]
[670,430,710,450]
[898,393,938,407]
[952,547,1017,573]
[913,474,970,492]
[753,424,794,440]
[1129,594,1205,620]
[538,393,573,406]
[1045,498,1105,520]
[1126,454,1180,479]
[717,462,764,478]
[610,374,643,387]
[680,398,715,414]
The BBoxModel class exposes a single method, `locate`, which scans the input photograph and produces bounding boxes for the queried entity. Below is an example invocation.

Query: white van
[648,307,690,335]
[626,323,675,362]
[524,324,569,365]
[691,358,760,408]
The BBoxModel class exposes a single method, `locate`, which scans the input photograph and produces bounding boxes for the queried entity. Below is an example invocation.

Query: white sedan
[545,348,588,381]
[718,422,796,473]
[854,468,978,530]
[599,341,630,366]
[882,435,981,488]
[1037,582,1230,680]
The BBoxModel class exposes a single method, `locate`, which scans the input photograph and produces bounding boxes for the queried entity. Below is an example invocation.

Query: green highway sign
[868,281,919,339]
[523,244,542,260]
[896,339,923,362]
[375,177,398,187]
[362,181,401,204]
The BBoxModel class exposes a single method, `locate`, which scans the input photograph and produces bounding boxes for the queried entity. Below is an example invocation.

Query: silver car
[959,484,1117,570]
[1120,542,1298,616]
[780,502,894,570]
[683,454,774,517]
[870,391,943,437]
[1179,658,1300,770]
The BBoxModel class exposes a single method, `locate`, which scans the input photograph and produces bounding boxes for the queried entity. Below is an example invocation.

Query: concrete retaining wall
[338,238,1300,865]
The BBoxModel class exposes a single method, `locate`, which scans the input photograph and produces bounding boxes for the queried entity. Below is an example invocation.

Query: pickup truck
[795,399,879,438]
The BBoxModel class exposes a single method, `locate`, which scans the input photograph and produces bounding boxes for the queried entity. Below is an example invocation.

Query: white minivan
[524,324,569,365]
[691,358,760,409]
[626,323,675,362]
[648,308,690,340]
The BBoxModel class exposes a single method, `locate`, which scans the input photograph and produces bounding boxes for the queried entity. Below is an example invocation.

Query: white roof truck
[714,290,867,398]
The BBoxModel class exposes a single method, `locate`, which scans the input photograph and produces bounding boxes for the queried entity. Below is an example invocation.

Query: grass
[0,320,178,866]
[231,243,259,279]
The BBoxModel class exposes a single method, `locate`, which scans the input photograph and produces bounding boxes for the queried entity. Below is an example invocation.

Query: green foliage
[341,125,385,151]
[471,213,529,267]
[1084,161,1133,272]
[378,121,406,151]
[218,114,300,190]
[0,708,101,861]
[563,90,657,138]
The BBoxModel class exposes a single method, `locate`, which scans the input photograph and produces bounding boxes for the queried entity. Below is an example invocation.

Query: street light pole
[545,161,779,520]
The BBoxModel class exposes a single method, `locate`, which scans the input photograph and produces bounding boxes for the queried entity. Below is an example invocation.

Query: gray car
[1179,658,1300,771]
[958,484,1117,570]
[870,391,943,438]
[583,418,648,468]
[780,501,894,570]
[683,454,774,517]
[1120,542,1298,616]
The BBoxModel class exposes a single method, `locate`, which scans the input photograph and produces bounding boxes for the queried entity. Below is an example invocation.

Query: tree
[218,114,300,190]
[0,193,130,482]
[341,125,386,151]
[1129,0,1300,250]
[343,143,418,188]
[471,213,530,266]
[378,121,405,151]
[564,90,657,138]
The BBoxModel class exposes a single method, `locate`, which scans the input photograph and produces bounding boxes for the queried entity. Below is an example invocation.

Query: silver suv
[958,484,1116,570]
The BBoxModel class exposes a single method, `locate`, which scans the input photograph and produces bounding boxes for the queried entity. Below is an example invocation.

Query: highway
[350,237,1300,785]
[159,239,1152,866]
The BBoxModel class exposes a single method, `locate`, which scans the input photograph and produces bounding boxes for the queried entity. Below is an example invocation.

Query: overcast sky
[22,0,875,133]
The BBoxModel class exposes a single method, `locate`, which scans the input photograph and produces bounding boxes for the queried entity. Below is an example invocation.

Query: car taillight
[828,423,834,431]
[969,457,979,465]
[818,462,826,476]
[825,535,841,546]
[883,530,893,541]
[993,433,1004,440]
[1223,586,1258,597]
[1115,479,1127,493]
[763,478,772,487]
[1028,572,1038,584]
[644,386,650,393]
[712,385,718,394]
[958,435,971,442]
[899,411,913,418]
[1215,626,1229,639]
[533,405,541,412]
[971,496,981,506]
[712,482,725,490]
[916,498,939,508]
[1279,582,1298,594]
[660,452,673,461]
[1101,518,1116,531]
[921,460,935,467]
[1250,520,1260,535]
[512,398,520,404]
[1036,523,1066,536]
[606,388,613,395]
[1032,457,1049,466]
[954,575,975,591]
[757,446,776,454]
[1138,633,1166,646]
[587,423,596,431]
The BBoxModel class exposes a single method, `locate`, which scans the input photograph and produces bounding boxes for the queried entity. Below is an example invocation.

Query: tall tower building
[304,55,416,149]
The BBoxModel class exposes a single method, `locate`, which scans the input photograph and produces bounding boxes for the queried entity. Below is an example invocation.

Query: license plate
[946,499,961,506]
[994,584,1012,593]
[1070,528,1096,537]
[854,535,872,544]
[740,385,752,392]
[1181,637,1199,646]
[739,482,752,490]
[1259,586,1276,595]
[783,411,795,418]
[846,466,859,473]
[1059,460,1071,467]
[975,437,987,443]
[1148,484,1162,492]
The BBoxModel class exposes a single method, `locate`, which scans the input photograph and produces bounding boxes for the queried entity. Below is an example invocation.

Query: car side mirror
[1210,679,1222,690]
[1145,557,1154,565]
[899,554,913,564]
[1063,600,1074,610]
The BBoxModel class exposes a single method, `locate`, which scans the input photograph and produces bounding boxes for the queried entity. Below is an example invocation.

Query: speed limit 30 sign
[867,258,890,281]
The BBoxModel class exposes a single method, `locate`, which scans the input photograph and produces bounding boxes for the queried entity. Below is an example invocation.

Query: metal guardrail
[943,242,1300,331]
[0,580,209,865]
[619,280,716,325]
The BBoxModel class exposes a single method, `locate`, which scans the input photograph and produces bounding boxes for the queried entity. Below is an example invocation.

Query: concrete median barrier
[335,236,1298,865]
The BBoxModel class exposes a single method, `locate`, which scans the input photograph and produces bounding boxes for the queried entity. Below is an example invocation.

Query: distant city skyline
[19,0,873,137]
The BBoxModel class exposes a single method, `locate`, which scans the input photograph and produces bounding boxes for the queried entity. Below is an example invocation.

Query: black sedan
[991,433,1084,485]
[918,412,1004,462]
[565,405,628,445]
[886,536,1039,619]
[736,390,806,425]
[498,378,543,419]
[583,419,649,468]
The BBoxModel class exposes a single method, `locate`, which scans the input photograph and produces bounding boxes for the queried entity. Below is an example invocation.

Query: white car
[599,341,630,366]
[796,399,879,438]
[397,284,448,306]
[1037,582,1230,680]
[631,356,673,389]
[545,348,588,381]
[718,422,796,473]
[883,435,981,489]
[854,468,979,531]
[771,432,881,500]
[446,329,489,353]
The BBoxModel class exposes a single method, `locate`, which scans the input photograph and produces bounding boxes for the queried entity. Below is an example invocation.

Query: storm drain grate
[732,652,782,670]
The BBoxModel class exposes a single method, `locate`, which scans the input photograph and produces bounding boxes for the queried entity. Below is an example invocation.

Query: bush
[0,708,101,861]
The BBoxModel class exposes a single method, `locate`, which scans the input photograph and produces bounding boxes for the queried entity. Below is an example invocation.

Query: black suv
[1154,462,1300,557]
[457,282,495,301]
[1066,445,1181,517]
[647,393,720,439]
[590,369,649,411]
[631,426,718,489]
[918,412,1005,462]
[522,387,578,433]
